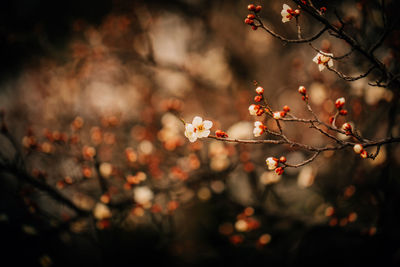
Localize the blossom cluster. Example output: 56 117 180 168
266 156 286 175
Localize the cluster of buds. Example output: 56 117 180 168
253 121 267 137
265 156 286 175
281 4 300 23
272 105 290 120
248 4 262 13
254 86 264 102
249 85 267 115
341 122 352 135
298 85 308 101
215 130 228 138
353 144 368 158
335 97 348 116
245 4 262 30
249 104 265 116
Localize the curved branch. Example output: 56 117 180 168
326 65 375 81
255 16 327 44
284 151 320 168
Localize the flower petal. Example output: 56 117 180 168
318 64 325 71
192 116 203 127
203 120 213 129
283 4 291 10
328 59 333 67
188 135 197 142
313 54 319 63
198 130 210 138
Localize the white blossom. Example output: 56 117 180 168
133 186 154 205
266 157 278 170
273 112 282 120
184 123 197 142
253 121 265 137
192 116 213 138
248 104 259 116
281 4 299 23
313 52 334 71
353 144 363 154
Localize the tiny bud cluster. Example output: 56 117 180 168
353 144 368 159
265 156 287 175
245 4 262 30
342 122 352 135
335 97 348 116
298 85 308 101
253 121 267 137
215 130 228 138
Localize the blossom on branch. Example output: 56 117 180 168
353 144 363 154
192 116 213 138
335 97 345 109
253 121 266 137
313 52 334 71
281 4 300 23
249 104 261 116
184 123 198 142
184 116 213 142
266 157 278 170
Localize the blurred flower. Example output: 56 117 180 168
313 52 334 71
93 203 112 220
297 166 315 188
133 186 154 205
353 144 363 154
99 162 113 178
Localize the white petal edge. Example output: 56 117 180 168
198 130 210 138
192 116 203 127
203 120 213 129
